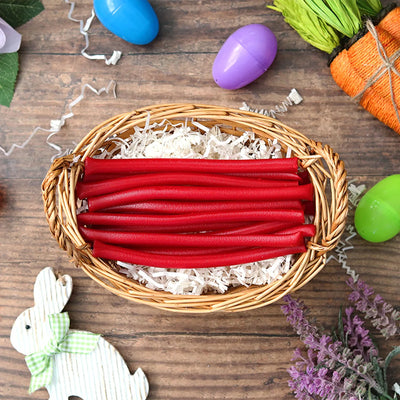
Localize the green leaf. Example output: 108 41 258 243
0 52 19 107
384 346 400 387
0 0 44 28
371 356 386 392
367 385 383 400
337 306 346 344
385 346 400 370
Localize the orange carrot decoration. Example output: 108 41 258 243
269 1 400 135
330 8 400 134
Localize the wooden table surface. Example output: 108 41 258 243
1 1 399 399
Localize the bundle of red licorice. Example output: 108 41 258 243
77 157 315 269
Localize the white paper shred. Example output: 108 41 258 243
100 121 297 295
240 89 303 119
0 80 117 159
393 382 400 396
64 0 122 65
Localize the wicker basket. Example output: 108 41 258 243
42 103 348 313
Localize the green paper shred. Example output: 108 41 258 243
357 0 383 16
302 0 362 37
268 0 341 53
0 52 19 107
0 0 44 28
268 0 383 53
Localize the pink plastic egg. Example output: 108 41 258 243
212 24 278 90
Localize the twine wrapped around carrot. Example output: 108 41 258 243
330 7 400 133
269 1 400 135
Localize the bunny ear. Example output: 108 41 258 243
33 267 73 315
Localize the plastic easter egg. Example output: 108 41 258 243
212 24 277 90
0 18 22 54
0 28 5 49
94 0 159 45
354 174 400 242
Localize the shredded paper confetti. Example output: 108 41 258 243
0 80 117 159
327 182 367 282
64 0 122 65
240 89 303 119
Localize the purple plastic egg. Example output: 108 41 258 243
212 24 278 90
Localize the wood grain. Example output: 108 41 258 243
0 0 399 399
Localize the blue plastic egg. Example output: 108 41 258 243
94 0 159 45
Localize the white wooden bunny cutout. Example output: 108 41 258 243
10 267 149 400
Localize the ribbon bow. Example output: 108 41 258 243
25 312 99 393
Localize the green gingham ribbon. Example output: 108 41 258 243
25 312 100 393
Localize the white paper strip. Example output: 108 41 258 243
240 88 303 119
326 182 367 282
64 0 122 65
0 80 117 159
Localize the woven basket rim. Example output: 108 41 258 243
41 103 348 313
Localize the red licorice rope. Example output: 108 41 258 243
77 209 305 228
83 157 299 179
80 226 305 247
90 221 250 234
102 200 303 214
76 172 297 199
137 245 246 256
92 240 307 269
211 221 297 235
88 184 314 212
77 157 313 268
83 171 302 183
278 224 316 237
223 172 301 180
87 221 301 235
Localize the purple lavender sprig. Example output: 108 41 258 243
281 295 320 340
342 306 379 362
347 277 400 339
281 294 397 400
302 333 383 394
287 347 363 400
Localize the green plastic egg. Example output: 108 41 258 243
354 174 400 242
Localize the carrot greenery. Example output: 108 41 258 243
268 0 383 53
269 0 400 135
268 0 340 53
357 0 383 16
303 0 362 37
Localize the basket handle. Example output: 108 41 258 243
302 142 348 257
42 156 86 262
